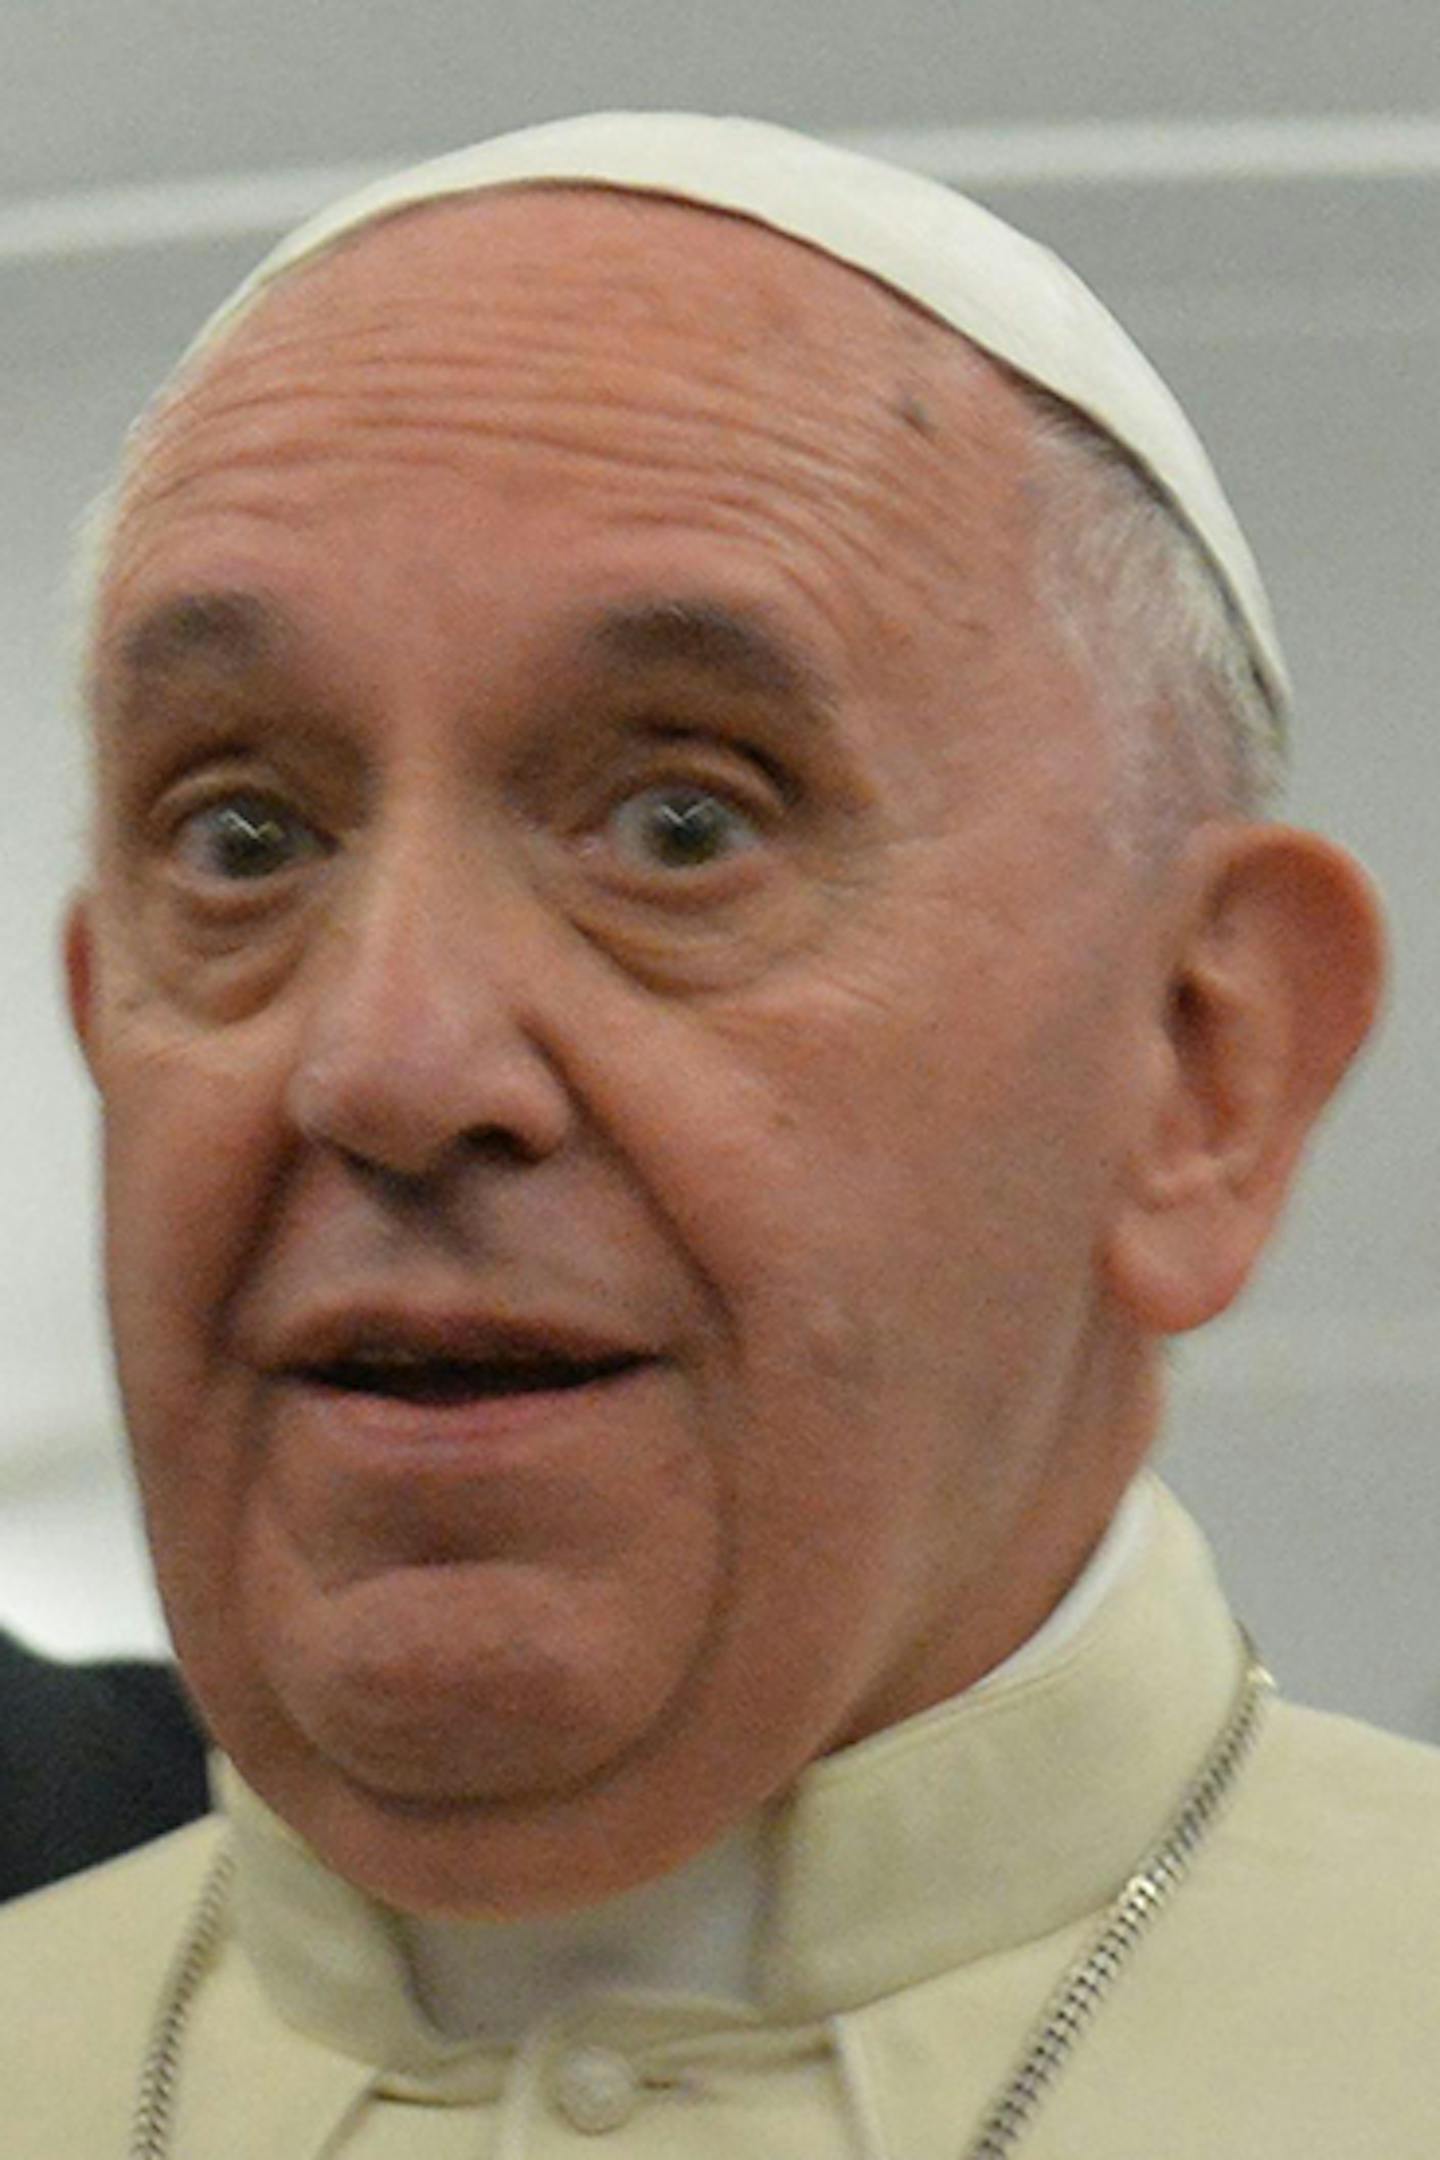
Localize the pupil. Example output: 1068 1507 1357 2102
648 792 729 864
215 805 288 877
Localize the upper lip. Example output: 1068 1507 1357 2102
259 1301 655 1381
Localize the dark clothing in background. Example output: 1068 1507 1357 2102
0 1628 209 1901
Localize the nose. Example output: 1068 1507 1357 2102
286 834 577 1180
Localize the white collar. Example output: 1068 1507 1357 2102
395 1815 766 2041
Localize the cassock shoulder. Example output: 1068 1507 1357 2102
1245 1695 1440 1879
1054 1698 1440 2153
0 1807 222 1974
0 1815 225 2144
850 1697 1440 2160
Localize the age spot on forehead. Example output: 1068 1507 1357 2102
894 392 938 440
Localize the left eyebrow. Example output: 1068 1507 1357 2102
584 598 835 714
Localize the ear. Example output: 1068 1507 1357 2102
1102 823 1385 1336
63 891 99 1076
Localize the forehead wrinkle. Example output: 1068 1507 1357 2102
122 404 977 650
133 349 1010 569
136 192 1002 502
146 306 935 477
113 197 1045 687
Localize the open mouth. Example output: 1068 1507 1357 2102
301 1352 648 1407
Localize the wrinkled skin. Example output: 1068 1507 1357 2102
73 191 1192 1916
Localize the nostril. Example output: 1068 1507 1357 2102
458 1123 553 1167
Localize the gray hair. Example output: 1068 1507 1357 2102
1023 392 1285 855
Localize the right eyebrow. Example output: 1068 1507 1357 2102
97 589 293 717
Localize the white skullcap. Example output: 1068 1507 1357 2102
181 110 1288 729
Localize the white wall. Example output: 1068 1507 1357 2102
1 4 1437 1737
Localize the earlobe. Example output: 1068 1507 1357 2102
1103 824 1385 1336
63 894 97 1073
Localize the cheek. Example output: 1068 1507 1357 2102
581 928 1133 1461
583 990 980 1361
585 1032 955 1578
99 1008 292 1416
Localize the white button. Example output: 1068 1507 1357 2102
550 2046 641 2134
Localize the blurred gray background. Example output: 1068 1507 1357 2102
0 1 1435 1738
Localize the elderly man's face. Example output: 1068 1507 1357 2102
75 192 1167 1914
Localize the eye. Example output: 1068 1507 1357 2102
173 790 329 882
605 783 762 873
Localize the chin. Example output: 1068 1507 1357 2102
234 1547 722 1798
284 1681 644 1806
268 1750 731 1920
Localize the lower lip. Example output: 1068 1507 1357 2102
271 1360 661 1466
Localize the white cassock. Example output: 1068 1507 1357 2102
3 1480 1439 2156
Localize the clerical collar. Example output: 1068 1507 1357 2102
394 1479 1156 2040
395 1816 764 2041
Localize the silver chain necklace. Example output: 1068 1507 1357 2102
960 1638 1271 2158
130 1642 1270 2160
